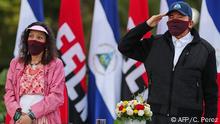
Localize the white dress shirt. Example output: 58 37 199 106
172 32 194 67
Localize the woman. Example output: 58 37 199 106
4 22 65 124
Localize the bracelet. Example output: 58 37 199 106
13 108 22 121
28 109 36 120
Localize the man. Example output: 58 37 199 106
118 1 218 124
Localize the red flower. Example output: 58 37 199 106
135 104 144 110
119 105 124 111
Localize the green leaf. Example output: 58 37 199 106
0 69 7 86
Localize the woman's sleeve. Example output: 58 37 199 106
4 58 21 118
31 59 65 118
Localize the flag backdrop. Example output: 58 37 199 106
156 0 183 34
88 0 122 123
14 0 44 56
56 0 87 123
121 0 151 101
199 0 220 122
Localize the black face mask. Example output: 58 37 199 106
28 40 46 55
167 19 190 36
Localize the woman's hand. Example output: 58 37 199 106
15 114 32 124
146 13 166 27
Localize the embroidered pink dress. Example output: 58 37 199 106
19 64 48 124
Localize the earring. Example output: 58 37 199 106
45 48 48 59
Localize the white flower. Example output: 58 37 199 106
144 106 150 112
116 110 122 117
144 103 150 107
126 107 133 116
127 101 133 107
145 110 153 117
148 111 153 116
138 110 145 116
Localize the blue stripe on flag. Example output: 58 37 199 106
206 0 220 33
100 0 120 42
88 72 114 124
167 0 184 7
27 0 44 21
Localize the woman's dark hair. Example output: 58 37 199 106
19 22 58 65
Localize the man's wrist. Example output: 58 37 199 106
146 20 154 28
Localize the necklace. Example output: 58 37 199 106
30 61 41 70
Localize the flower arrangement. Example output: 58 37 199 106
115 95 152 122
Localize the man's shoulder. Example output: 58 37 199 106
154 34 163 40
199 38 215 53
144 34 163 42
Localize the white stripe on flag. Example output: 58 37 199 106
156 0 169 34
14 0 38 56
199 0 220 72
127 17 135 30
